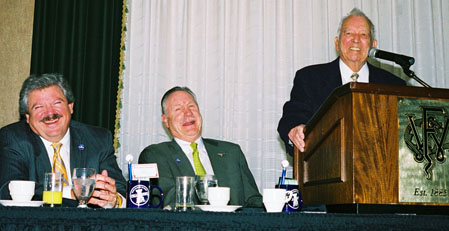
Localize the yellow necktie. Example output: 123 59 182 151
51 142 69 186
190 142 206 175
351 72 359 82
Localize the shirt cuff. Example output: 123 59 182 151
103 193 125 208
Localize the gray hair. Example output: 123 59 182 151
161 86 198 115
19 73 75 115
337 8 376 42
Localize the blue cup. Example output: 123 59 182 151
276 184 303 212
126 180 164 208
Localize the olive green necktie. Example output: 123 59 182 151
190 142 206 175
51 142 69 186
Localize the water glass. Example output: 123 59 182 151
72 168 96 208
175 176 194 211
194 175 218 205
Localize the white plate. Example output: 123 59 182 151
195 204 242 212
0 200 45 207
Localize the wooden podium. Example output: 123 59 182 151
293 83 449 212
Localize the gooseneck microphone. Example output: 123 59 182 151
369 47 431 88
369 48 415 68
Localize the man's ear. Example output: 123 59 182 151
68 102 74 114
161 114 169 128
25 114 30 123
371 39 378 48
334 36 340 53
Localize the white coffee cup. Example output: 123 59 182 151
9 180 35 202
263 188 287 212
207 186 230 206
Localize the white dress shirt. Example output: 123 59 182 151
339 59 369 85
174 137 215 175
40 129 73 199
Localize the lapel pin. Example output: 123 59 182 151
217 153 224 157
175 158 181 163
78 144 85 151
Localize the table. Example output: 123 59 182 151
0 206 448 231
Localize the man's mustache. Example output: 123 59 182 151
40 114 62 122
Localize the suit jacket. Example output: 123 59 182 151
278 58 406 154
0 119 126 201
138 138 263 208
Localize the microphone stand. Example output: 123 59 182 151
401 65 431 88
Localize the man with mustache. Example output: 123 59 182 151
0 74 126 208
139 86 262 209
278 8 406 155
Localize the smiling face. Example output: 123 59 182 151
25 85 74 143
162 90 202 142
334 15 377 72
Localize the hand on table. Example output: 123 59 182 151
88 170 119 208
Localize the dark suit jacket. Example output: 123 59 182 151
0 120 126 201
138 138 263 208
278 58 406 154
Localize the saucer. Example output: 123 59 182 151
195 204 242 212
0 200 45 207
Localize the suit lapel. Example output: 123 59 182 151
168 140 195 176
69 126 84 173
31 132 52 174
203 139 228 176
328 58 343 87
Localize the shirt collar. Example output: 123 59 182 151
339 59 369 84
40 128 71 148
174 137 204 152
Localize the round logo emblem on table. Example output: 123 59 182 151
127 181 150 208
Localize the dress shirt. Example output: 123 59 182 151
40 129 73 199
174 137 215 175
339 59 369 84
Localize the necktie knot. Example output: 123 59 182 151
51 142 62 153
351 72 359 82
190 142 198 151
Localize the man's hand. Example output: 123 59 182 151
88 169 118 208
288 124 306 152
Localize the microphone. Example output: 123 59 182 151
369 48 415 68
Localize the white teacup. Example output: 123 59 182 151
207 186 230 206
9 180 35 202
263 188 287 212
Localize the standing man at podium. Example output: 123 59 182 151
278 8 406 155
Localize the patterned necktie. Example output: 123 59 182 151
351 72 359 82
190 142 206 175
51 142 69 186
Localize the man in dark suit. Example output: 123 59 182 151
0 74 126 207
278 8 406 155
139 86 262 209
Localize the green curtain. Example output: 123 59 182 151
30 0 123 134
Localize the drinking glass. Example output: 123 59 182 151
175 176 194 211
194 175 218 205
43 172 63 207
72 168 96 208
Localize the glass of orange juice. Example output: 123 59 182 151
43 173 63 207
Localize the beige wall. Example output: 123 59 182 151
0 0 35 127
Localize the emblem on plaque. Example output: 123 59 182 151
398 98 449 203
404 107 449 180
